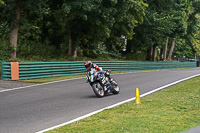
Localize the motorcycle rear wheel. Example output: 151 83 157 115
92 82 104 98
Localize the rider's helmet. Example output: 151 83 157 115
84 61 92 70
105 70 110 76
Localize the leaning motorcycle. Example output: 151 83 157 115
86 70 120 98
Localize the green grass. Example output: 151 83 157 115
45 76 200 133
20 74 86 83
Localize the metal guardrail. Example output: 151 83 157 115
1 61 197 80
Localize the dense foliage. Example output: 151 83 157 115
0 0 200 61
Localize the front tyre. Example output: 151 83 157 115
92 82 104 98
111 79 120 94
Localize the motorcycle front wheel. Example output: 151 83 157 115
111 79 120 94
92 82 104 98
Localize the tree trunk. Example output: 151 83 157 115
146 49 150 61
163 36 169 61
150 46 153 60
9 0 21 59
160 48 163 61
167 38 176 61
146 46 154 61
68 30 72 57
153 46 157 62
73 46 77 58
146 47 151 61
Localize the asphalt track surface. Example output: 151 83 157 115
0 68 200 133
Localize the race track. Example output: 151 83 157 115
0 68 200 133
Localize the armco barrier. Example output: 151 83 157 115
0 61 197 80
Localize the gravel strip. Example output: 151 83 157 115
0 80 37 91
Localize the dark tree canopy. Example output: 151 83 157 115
0 0 200 61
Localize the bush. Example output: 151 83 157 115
125 52 147 61
0 40 10 61
17 40 60 60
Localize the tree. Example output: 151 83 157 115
126 0 200 61
0 0 51 59
105 0 147 53
163 36 169 61
56 0 147 58
1 0 199 61
9 0 21 59
172 0 200 59
126 0 173 61
0 0 5 5
56 0 114 57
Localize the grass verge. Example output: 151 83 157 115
19 72 127 83
45 76 200 133
19 75 86 83
19 71 137 83
19 69 187 84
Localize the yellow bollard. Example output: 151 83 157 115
135 88 141 104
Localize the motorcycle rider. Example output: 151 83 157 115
84 61 111 90
84 61 102 77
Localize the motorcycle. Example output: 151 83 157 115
86 69 120 98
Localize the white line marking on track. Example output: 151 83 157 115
36 73 200 133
